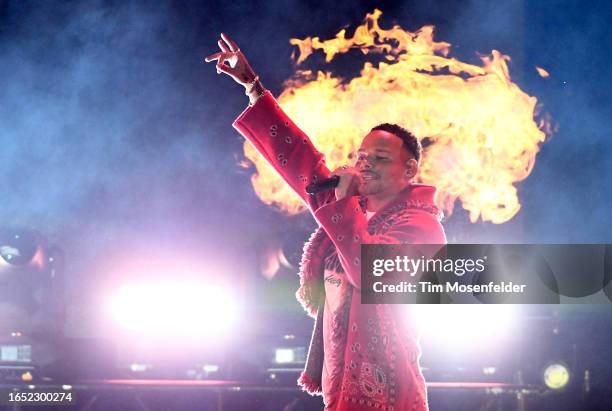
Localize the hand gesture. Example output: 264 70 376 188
204 33 258 89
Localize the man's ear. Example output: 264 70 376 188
405 158 418 179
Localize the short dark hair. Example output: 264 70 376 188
371 123 421 162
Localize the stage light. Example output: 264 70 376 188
129 363 151 372
410 305 516 349
543 362 570 390
0 231 39 266
274 347 307 365
0 228 64 345
202 364 219 373
109 283 238 338
482 366 496 375
275 348 295 364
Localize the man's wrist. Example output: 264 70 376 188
244 75 259 93
247 79 266 105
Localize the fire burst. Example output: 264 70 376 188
243 9 550 224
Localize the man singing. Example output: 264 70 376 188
206 33 446 411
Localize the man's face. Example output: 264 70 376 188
355 130 416 197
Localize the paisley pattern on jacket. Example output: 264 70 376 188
297 198 443 319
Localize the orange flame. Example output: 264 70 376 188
535 66 550 78
243 9 551 223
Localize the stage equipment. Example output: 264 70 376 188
542 362 570 390
0 228 65 383
274 346 306 365
0 228 65 335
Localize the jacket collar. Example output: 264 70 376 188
361 183 440 219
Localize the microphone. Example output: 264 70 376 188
305 175 340 195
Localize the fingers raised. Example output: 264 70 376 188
204 51 223 62
218 39 230 53
220 32 239 52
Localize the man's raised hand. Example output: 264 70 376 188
204 33 257 88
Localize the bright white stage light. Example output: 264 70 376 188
275 348 296 364
410 305 516 349
109 283 238 338
543 362 570 390
273 347 306 364
202 364 219 373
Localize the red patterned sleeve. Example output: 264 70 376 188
314 197 446 289
233 92 333 210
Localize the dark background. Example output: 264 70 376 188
0 0 610 336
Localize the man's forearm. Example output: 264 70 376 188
232 92 333 210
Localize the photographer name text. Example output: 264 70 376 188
372 281 527 294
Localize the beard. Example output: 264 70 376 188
359 177 410 199
358 179 383 195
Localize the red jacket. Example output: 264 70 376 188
234 92 446 411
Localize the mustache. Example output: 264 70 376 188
359 171 379 180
